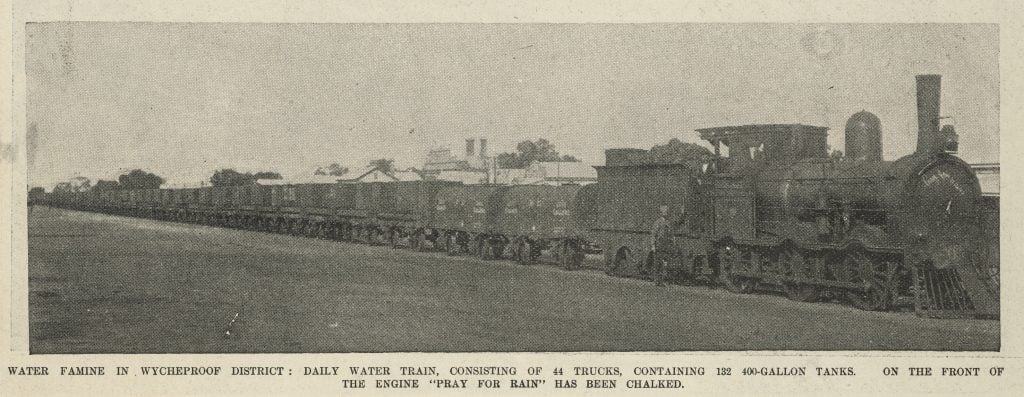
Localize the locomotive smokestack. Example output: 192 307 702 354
916 74 942 154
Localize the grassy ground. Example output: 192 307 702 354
27 206 999 353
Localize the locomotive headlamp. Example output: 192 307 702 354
940 125 959 153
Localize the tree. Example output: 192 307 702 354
117 169 164 189
647 138 713 171
252 171 283 180
495 138 581 168
210 169 281 186
93 180 121 191
210 169 249 186
314 163 348 176
368 159 395 174
28 187 45 202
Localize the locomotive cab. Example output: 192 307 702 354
698 124 830 173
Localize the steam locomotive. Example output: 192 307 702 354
591 75 998 318
41 75 998 319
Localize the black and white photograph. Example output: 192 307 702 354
24 22 1000 355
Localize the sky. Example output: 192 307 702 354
26 23 999 189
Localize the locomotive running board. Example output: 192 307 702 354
912 266 999 319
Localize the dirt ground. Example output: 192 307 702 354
27 207 999 353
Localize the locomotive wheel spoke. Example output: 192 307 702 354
848 282 887 311
718 244 754 294
779 248 819 302
844 250 890 311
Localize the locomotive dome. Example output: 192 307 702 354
845 111 882 161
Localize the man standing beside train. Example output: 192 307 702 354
650 206 673 287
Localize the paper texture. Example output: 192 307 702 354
2 1 1020 395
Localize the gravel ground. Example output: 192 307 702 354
27 206 999 353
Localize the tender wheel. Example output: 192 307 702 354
560 241 582 271
389 230 400 249
446 234 459 256
609 248 631 276
518 240 533 265
718 244 755 294
476 239 490 260
783 283 819 303
843 249 890 311
414 232 427 251
491 242 504 260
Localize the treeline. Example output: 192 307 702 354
495 138 579 168
209 169 282 186
52 168 286 193
46 138 710 193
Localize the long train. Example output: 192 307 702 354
40 75 999 319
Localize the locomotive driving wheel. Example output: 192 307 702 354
843 249 891 311
779 247 819 302
718 243 755 294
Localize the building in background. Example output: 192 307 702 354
423 137 595 185
422 137 489 176
256 175 339 185
423 137 491 182
336 165 423 183
421 147 473 175
525 161 598 185
971 163 999 198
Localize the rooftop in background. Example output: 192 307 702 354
337 165 423 183
256 175 339 185
526 161 598 185
423 138 490 173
